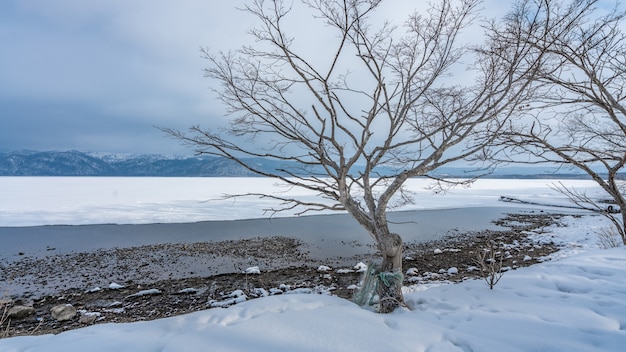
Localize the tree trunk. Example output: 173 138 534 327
376 232 405 313
606 176 626 245
342 198 406 312
620 210 626 245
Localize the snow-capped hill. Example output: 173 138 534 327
0 150 614 178
0 151 257 176
0 150 110 176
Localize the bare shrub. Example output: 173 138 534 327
0 281 44 338
598 227 623 249
0 297 10 339
475 241 504 289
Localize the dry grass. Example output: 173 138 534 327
0 296 43 339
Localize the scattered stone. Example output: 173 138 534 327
79 312 100 325
243 266 261 274
229 289 245 298
433 248 443 255
254 288 269 297
127 289 162 298
79 315 97 325
317 265 332 272
209 290 248 308
406 268 419 276
523 255 532 261
7 305 35 320
269 288 284 295
176 288 198 294
422 272 441 280
109 282 125 290
447 267 459 275
50 304 77 321
103 307 125 314
354 262 368 272
466 266 479 272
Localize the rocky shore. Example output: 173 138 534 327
1 212 567 338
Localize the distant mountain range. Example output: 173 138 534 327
0 150 602 178
0 150 262 176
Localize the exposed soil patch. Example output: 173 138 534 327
1 212 569 337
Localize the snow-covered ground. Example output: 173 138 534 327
0 177 606 226
1 214 625 351
1 177 625 351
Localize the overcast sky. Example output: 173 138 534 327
0 0 527 155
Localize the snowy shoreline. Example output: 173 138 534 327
2 213 625 351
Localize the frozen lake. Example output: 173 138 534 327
0 177 602 226
0 177 600 261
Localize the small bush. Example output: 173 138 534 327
474 241 504 290
0 298 9 339
597 227 622 249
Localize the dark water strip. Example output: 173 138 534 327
0 207 539 262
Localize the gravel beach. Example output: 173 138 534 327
1 209 568 337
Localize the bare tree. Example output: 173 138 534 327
164 0 538 312
493 0 626 244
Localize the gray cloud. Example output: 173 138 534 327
0 0 510 155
